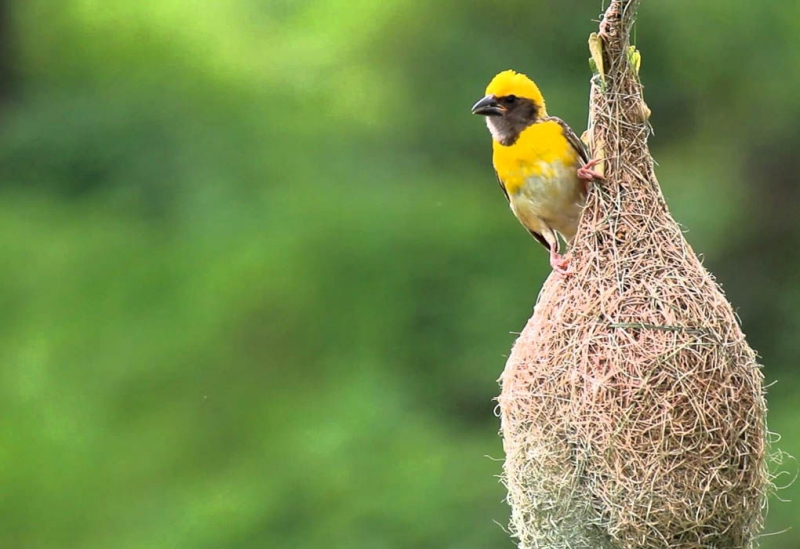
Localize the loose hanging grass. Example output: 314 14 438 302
497 2 771 547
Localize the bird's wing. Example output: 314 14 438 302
495 173 510 202
527 229 553 253
546 116 590 165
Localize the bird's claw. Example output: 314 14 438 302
550 253 571 276
577 158 604 182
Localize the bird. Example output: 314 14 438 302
471 69 602 274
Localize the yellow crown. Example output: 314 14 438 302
485 70 546 110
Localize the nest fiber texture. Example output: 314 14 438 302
497 3 769 548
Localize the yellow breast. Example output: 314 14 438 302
492 120 579 195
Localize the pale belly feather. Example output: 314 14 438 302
507 161 586 242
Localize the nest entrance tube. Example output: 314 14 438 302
497 2 769 548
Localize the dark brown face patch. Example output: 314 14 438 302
487 96 539 146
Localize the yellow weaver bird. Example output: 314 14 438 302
472 70 601 274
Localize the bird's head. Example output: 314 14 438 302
471 70 547 145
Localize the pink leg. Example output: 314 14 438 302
577 158 604 182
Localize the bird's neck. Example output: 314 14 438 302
487 116 539 147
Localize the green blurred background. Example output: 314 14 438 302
1 1 798 547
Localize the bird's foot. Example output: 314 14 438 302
577 158 604 182
550 252 571 276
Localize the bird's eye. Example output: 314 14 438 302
504 95 518 105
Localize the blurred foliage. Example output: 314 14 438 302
1 1 798 547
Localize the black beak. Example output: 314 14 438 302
471 95 505 116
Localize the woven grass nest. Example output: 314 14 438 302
497 3 771 548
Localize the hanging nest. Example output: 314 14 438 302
497 2 771 548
